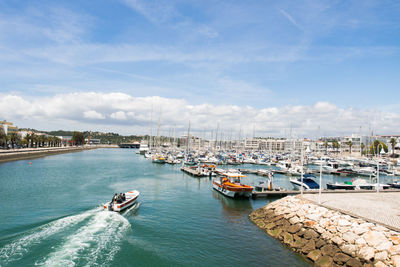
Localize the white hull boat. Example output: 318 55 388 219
104 190 140 212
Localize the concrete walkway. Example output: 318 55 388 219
302 192 400 231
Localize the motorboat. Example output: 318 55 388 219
212 173 253 198
351 179 390 190
326 182 355 190
388 181 400 189
104 190 140 212
289 174 320 190
152 154 166 163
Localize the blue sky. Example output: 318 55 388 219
0 0 399 136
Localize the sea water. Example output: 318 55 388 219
0 149 309 266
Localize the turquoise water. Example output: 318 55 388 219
0 149 309 266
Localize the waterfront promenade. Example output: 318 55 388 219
303 192 400 231
0 145 117 163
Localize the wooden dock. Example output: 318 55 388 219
251 189 400 198
180 166 209 177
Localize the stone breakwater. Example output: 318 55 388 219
249 196 400 267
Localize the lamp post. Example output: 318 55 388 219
376 143 382 194
300 140 304 196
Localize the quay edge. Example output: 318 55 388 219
249 196 400 267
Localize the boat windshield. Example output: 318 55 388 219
302 178 320 189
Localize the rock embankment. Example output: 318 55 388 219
250 196 400 267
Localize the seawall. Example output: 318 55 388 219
250 196 400 266
0 146 105 164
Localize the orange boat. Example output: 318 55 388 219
212 174 253 198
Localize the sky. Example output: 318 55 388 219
0 0 399 138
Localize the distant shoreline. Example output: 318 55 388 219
0 145 118 164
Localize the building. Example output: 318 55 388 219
0 120 18 135
340 134 362 155
244 139 259 150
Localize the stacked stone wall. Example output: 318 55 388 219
249 196 400 267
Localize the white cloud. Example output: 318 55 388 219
1 92 399 137
110 111 128 120
84 110 105 120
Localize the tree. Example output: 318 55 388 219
30 133 37 148
9 132 20 148
347 141 353 154
72 131 85 146
24 133 31 148
0 127 6 148
369 140 388 155
332 140 340 152
324 141 328 154
390 138 397 156
361 143 365 154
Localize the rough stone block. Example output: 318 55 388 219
315 255 334 267
316 239 326 249
355 237 367 246
321 244 340 257
304 229 319 240
392 255 400 267
333 252 351 264
267 228 282 238
331 236 344 246
374 251 388 262
373 261 386 267
343 232 359 244
301 239 316 254
287 224 302 234
340 244 357 256
363 231 389 248
346 258 362 267
358 246 375 261
376 241 393 251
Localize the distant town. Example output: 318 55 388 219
0 119 399 157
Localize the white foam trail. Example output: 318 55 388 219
0 208 100 264
41 211 130 267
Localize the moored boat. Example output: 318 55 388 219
289 174 320 190
212 174 253 198
104 190 140 212
326 182 355 190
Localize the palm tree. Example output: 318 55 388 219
361 143 365 154
9 132 20 149
30 133 37 148
390 138 397 156
0 128 6 148
347 141 353 154
324 141 328 154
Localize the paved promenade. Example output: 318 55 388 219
303 192 400 231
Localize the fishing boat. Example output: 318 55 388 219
289 174 320 190
104 190 140 212
212 173 253 198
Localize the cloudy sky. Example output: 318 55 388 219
0 0 399 138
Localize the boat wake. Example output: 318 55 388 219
0 207 130 266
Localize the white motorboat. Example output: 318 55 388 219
290 174 320 190
104 190 140 212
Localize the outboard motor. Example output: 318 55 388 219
108 203 113 211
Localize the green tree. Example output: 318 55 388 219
30 133 37 148
369 140 388 155
324 141 328 154
72 131 85 146
390 138 397 156
9 132 20 148
0 127 6 148
361 143 365 154
347 141 353 154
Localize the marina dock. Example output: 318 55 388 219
180 166 209 177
